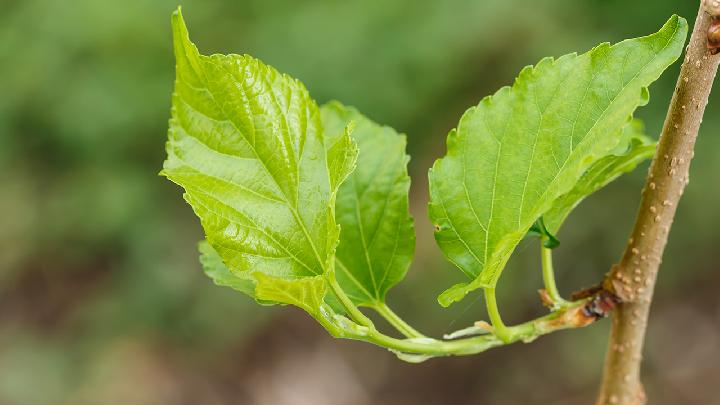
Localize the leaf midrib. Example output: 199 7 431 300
208 58 328 276
351 173 379 299
178 52 330 275
188 190 316 275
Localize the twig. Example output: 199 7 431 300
596 2 720 404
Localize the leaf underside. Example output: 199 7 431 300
322 102 416 307
543 119 656 234
429 16 687 306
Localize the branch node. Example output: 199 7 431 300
582 290 620 319
707 17 720 54
538 289 554 308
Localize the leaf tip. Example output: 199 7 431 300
171 6 186 38
659 14 688 48
171 5 201 69
668 14 686 30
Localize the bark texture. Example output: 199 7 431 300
597 3 720 404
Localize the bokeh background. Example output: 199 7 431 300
2 0 718 404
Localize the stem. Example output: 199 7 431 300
327 274 375 329
541 244 569 308
373 302 427 339
484 287 511 342
597 4 720 404
320 298 594 356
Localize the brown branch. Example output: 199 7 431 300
596 2 720 404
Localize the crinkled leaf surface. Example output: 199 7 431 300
321 101 415 307
429 16 686 306
162 9 357 306
544 119 656 233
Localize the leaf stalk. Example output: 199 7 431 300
483 287 512 342
540 244 569 309
373 302 427 339
327 273 375 329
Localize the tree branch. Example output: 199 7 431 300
597 2 720 404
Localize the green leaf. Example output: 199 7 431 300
198 240 255 297
543 119 656 233
321 101 415 307
162 8 357 296
429 16 687 306
253 273 327 316
526 120 654 244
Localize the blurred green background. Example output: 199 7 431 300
1 0 718 404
